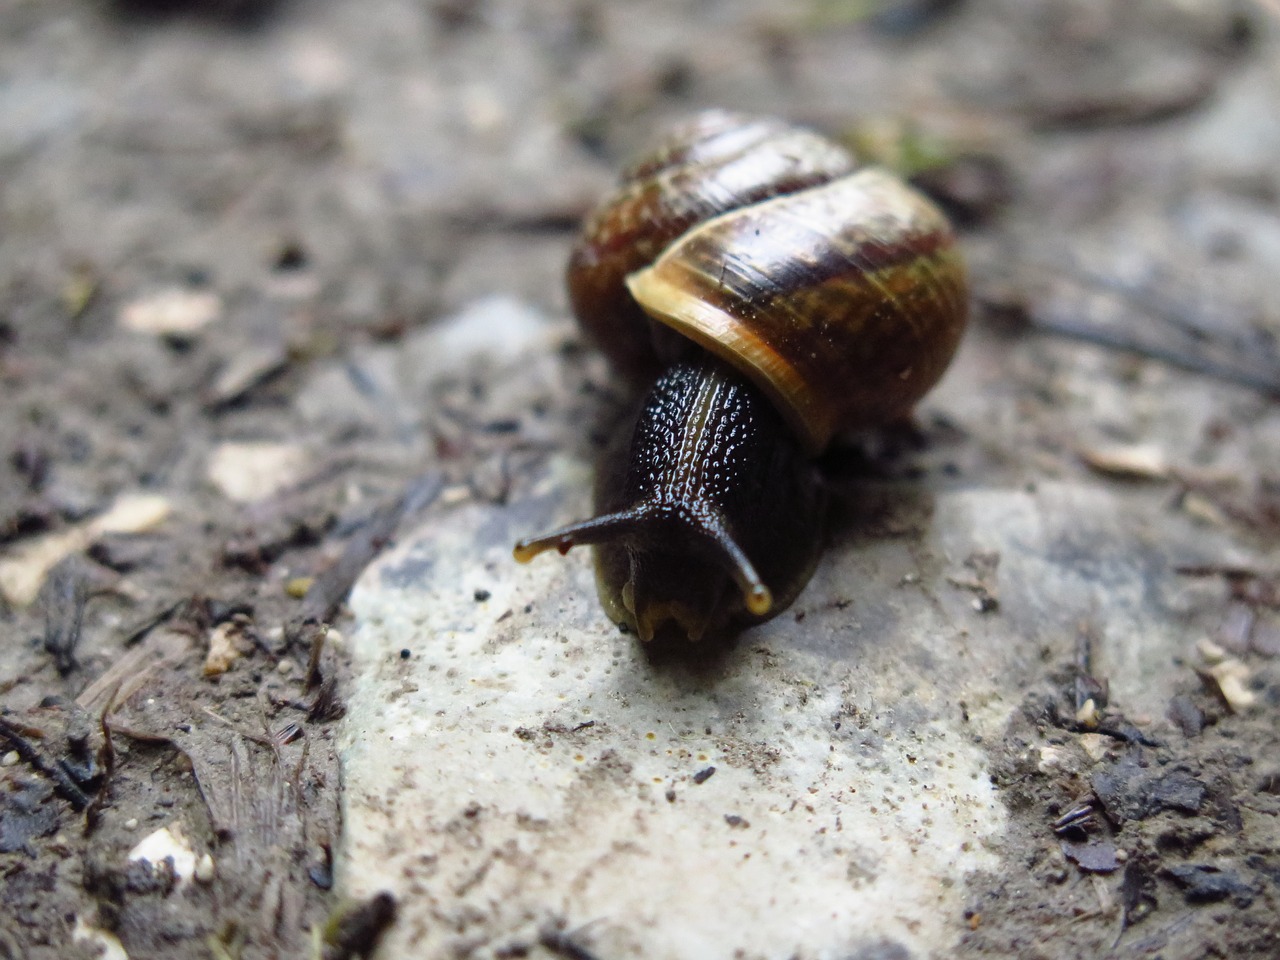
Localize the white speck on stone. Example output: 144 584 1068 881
119 287 221 337
1181 492 1229 526
123 818 139 831
461 83 508 134
128 823 197 887
207 441 309 503
1 751 17 767
1079 443 1169 480
439 484 472 506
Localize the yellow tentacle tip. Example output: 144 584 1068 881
512 540 540 564
745 584 773 617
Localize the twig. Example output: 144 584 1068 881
1026 304 1280 396
84 685 122 836
0 715 93 810
202 707 276 747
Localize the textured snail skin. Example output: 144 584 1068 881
589 358 824 642
516 112 968 642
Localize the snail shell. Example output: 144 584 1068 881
517 112 968 641
567 110 857 380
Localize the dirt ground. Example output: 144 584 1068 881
1 0 1278 958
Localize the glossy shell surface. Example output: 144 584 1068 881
626 167 968 452
567 111 856 378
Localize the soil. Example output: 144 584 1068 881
1 1 1278 959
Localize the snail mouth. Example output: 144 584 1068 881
622 581 712 645
618 530 773 643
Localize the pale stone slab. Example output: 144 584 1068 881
338 462 1239 959
335 295 1274 959
340 469 1005 960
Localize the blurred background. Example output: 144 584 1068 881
4 0 1275 352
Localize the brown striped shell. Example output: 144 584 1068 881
568 111 968 452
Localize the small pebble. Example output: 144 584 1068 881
1079 443 1169 480
208 442 308 504
0 750 18 767
1077 733 1110 761
123 818 139 831
285 576 314 599
277 659 297 676
120 287 221 337
1181 492 1228 526
194 853 216 883
440 484 471 505
1075 698 1101 729
204 621 245 677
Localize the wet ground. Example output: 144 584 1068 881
1 1 1279 958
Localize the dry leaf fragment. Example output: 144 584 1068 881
1206 659 1257 713
1080 444 1169 480
0 494 172 607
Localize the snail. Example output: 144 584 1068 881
513 111 968 643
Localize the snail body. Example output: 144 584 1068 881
515 112 968 642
